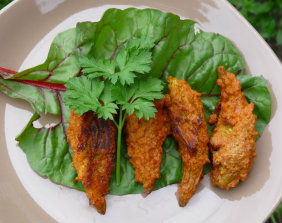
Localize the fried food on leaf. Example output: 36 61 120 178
125 99 171 194
164 76 209 207
209 66 259 190
67 110 116 214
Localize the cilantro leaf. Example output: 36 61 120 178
115 45 152 75
100 81 114 103
63 76 117 120
81 37 154 85
132 77 164 101
98 81 118 120
111 77 164 119
115 69 136 85
63 76 104 116
111 83 136 104
124 98 157 120
97 102 118 120
80 57 115 80
112 77 163 104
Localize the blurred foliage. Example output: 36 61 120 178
271 203 282 223
0 0 13 10
229 0 282 60
0 0 282 222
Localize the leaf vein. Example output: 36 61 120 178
0 81 37 105
38 87 47 113
186 52 242 82
43 128 51 161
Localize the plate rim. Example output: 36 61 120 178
1 0 282 222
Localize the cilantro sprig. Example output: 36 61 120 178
80 38 154 85
63 38 164 185
63 76 118 120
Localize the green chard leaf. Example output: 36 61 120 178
0 70 83 190
238 74 271 137
7 22 97 83
0 77 60 115
0 8 272 195
16 108 84 191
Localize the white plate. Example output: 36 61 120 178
1 0 282 222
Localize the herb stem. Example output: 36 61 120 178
116 107 128 185
0 67 66 91
116 108 123 185
121 111 127 127
112 119 119 129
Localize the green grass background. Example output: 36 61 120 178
1 0 281 222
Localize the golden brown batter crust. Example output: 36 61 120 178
164 76 209 207
125 99 171 194
67 110 116 214
209 66 258 189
